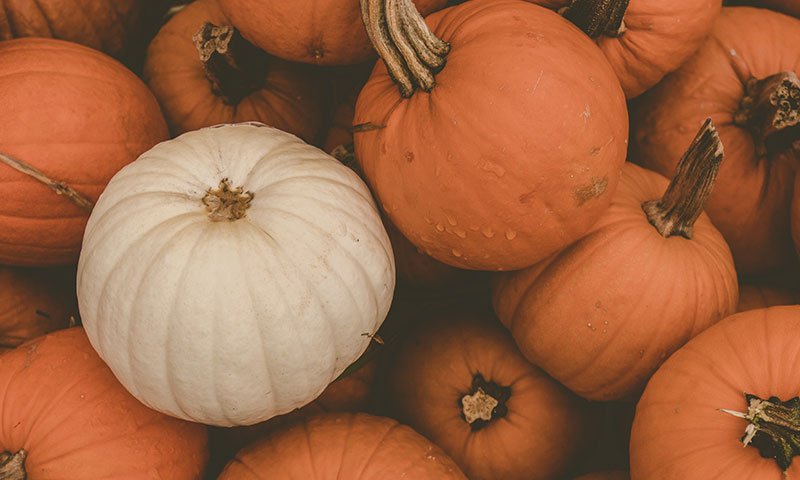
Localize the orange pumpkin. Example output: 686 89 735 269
737 282 800 312
729 0 800 18
216 412 468 479
630 306 800 479
386 308 590 480
492 121 738 400
0 38 168 267
143 0 327 141
629 7 800 277
354 0 628 271
0 327 209 478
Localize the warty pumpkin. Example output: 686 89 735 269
0 37 169 267
492 120 738 401
0 327 208 479
354 0 628 271
76 122 395 427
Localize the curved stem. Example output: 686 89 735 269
0 152 94 212
734 71 800 157
460 373 510 431
642 118 723 239
560 0 629 38
0 449 26 480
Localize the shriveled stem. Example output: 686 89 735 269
734 72 800 157
642 118 723 239
459 373 510 431
0 449 27 480
201 178 254 222
0 152 94 211
560 0 629 38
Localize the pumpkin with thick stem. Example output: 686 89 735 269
630 305 800 479
144 0 327 141
0 327 208 479
492 120 738 401
629 7 800 277
354 0 628 271
0 38 168 267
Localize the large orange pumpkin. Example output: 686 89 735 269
630 306 800 479
0 38 168 266
354 0 628 271
0 327 209 478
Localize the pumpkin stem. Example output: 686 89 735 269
460 373 510 430
0 449 27 480
201 178 254 222
642 118 723 239
359 0 450 98
330 142 360 174
192 22 270 106
719 393 800 475
0 152 94 212
559 0 629 38
733 71 800 158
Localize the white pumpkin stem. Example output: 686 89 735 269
0 152 94 212
559 0 629 38
733 71 800 157
0 449 27 480
201 178 254 222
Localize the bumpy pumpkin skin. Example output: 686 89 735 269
219 0 447 65
0 38 169 267
217 412 468 479
77 123 395 427
0 328 209 479
492 162 738 401
630 306 800 479
144 0 327 141
354 0 628 271
387 310 590 480
629 7 800 277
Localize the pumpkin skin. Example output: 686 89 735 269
630 306 800 479
730 0 800 18
629 7 800 277
386 309 590 480
354 0 628 271
143 0 327 141
77 122 395 427
0 327 209 479
737 283 800 312
0 265 78 351
217 412 468 479
492 162 738 401
218 0 448 65
0 38 169 267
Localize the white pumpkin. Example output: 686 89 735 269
76 123 395 426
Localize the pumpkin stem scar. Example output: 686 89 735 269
559 0 630 38
459 373 511 431
192 22 271 106
642 118 723 239
720 393 800 475
0 152 94 212
0 449 27 480
359 0 450 98
734 71 800 158
201 178 254 222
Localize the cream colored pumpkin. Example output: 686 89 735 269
76 122 395 426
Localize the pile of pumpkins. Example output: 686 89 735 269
1 0 799 478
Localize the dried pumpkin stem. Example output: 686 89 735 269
359 0 450 98
192 22 270 106
559 0 629 38
734 71 800 157
720 393 800 475
0 449 27 480
0 152 94 212
201 178 254 222
459 373 510 431
642 118 723 239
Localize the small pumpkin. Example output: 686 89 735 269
77 122 395 426
630 306 800 479
0 37 169 267
0 327 208 479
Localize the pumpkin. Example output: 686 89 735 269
0 38 169 267
738 282 800 312
354 0 628 271
524 0 721 98
492 120 738 401
728 0 800 18
574 472 630 480
76 122 395 426
0 265 78 351
385 308 591 480
0 327 208 479
216 412 468 479
630 306 800 479
629 7 800 277
218 0 448 65
143 0 327 142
